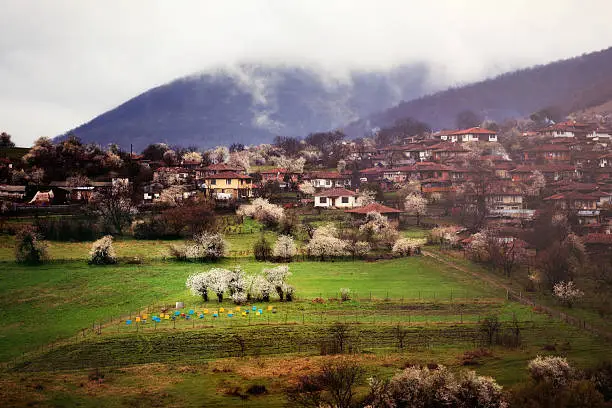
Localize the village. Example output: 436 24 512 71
3 119 612 255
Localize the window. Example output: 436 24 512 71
319 197 327 204
210 179 216 185
226 179 231 185
341 197 349 204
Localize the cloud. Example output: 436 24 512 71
0 0 611 146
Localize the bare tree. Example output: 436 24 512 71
91 185 136 235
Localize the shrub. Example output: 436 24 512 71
528 355 574 388
306 224 348 260
237 198 285 227
253 235 272 261
340 288 351 301
88 235 117 265
392 238 426 257
349 241 370 258
272 235 296 260
427 225 461 247
170 233 228 261
246 384 267 395
15 226 48 264
368 364 507 408
553 281 584 308
36 217 102 241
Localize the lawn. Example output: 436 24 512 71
0 255 502 362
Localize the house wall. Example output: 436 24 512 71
314 195 357 208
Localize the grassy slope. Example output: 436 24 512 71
0 254 500 361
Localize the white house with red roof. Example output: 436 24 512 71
433 127 497 143
313 188 359 208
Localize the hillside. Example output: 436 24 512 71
60 64 436 150
346 47 612 135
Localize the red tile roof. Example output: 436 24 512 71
309 171 350 179
526 144 570 152
583 233 612 245
544 192 599 201
259 167 289 174
205 172 251 179
345 202 402 214
451 127 497 135
204 163 245 171
313 188 357 197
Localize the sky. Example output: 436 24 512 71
1 0 611 147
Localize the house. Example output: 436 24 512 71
586 127 612 142
430 143 470 161
307 172 352 189
0 185 26 200
432 127 497 143
28 190 54 205
313 188 359 208
142 182 164 202
359 167 384 183
197 163 246 179
543 191 599 210
522 144 570 162
599 153 612 168
583 233 612 256
511 165 577 182
485 183 524 211
537 121 591 138
153 167 191 185
201 172 253 200
259 168 300 186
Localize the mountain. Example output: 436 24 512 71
346 47 612 135
60 64 439 151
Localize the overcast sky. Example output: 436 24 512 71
1 0 611 146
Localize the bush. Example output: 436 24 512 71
392 238 426 257
272 235 296 261
528 355 574 388
88 235 117 265
237 198 285 227
15 226 48 264
306 224 348 260
36 217 103 241
340 288 351 301
253 235 272 261
368 364 507 408
169 233 228 262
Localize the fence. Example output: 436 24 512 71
8 319 552 373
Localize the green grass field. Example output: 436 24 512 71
1 229 610 407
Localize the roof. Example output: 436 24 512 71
451 127 497 135
0 184 26 192
260 167 290 174
203 163 244 171
539 120 591 132
205 172 252 179
511 164 576 173
308 171 350 179
155 166 190 173
583 233 612 245
345 202 402 214
313 188 357 197
544 192 600 201
359 167 385 175
526 144 570 152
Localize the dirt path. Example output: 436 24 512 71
423 250 612 340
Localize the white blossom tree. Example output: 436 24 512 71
264 265 292 301
298 180 316 195
404 193 428 225
206 268 231 303
186 271 210 301
553 281 584 308
392 238 426 257
88 235 117 265
306 224 349 260
182 151 203 164
528 355 574 388
357 189 376 206
272 235 296 260
237 198 285 227
368 364 507 408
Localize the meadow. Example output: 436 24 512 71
0 230 610 407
